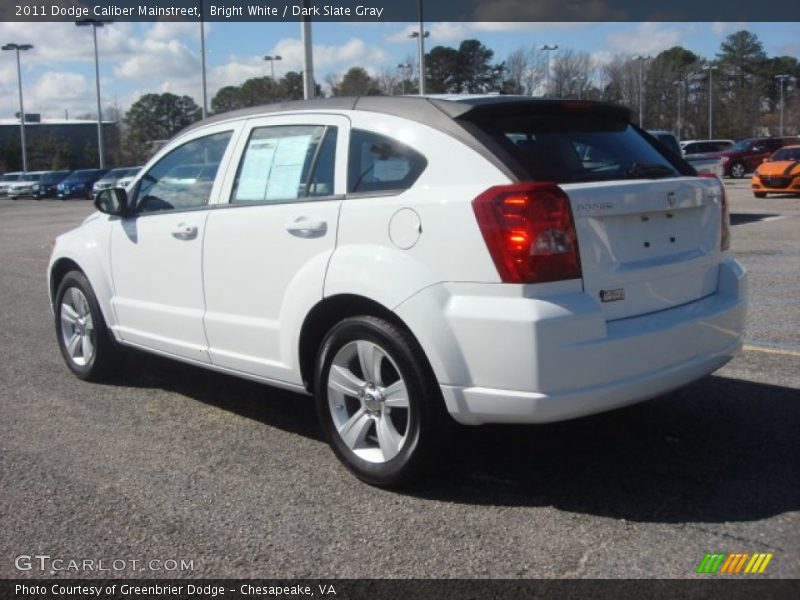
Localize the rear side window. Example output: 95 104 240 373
473 114 683 184
348 129 427 194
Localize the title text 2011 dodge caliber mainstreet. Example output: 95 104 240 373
48 96 747 486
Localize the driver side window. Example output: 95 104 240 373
134 130 233 214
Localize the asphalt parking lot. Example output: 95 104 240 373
1 181 798 579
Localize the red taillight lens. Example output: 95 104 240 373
472 182 582 284
700 173 730 250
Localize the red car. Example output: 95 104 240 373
706 136 799 178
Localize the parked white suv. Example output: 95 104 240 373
48 96 747 486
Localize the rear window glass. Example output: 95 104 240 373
348 129 427 194
475 114 682 183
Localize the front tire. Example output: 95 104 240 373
754 192 767 198
54 271 121 381
314 316 440 487
730 162 747 178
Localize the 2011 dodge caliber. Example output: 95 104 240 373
48 96 747 486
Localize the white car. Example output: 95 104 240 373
48 96 747 486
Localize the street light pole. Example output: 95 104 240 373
417 0 425 95
397 63 411 95
200 3 208 119
264 55 282 80
539 44 558 97
775 74 791 136
76 19 111 169
300 0 315 100
702 63 718 139
2 43 33 172
409 31 430 96
632 55 651 128
572 75 586 99
673 79 682 138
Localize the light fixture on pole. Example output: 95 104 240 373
632 55 651 128
76 19 111 169
702 63 718 139
397 63 411 95
775 74 792 136
1 43 33 172
264 55 282 80
539 44 558 97
409 30 430 96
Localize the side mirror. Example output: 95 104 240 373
763 157 769 163
94 187 128 216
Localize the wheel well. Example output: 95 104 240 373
298 294 415 392
49 258 83 302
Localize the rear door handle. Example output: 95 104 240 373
286 217 327 238
171 222 198 240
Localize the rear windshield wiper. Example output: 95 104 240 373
625 163 675 179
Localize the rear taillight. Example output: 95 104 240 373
472 182 582 284
700 173 730 250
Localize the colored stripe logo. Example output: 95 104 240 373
696 552 773 574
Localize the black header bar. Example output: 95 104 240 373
1 1 798 22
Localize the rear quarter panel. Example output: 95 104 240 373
325 112 509 309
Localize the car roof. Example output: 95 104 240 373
181 95 634 136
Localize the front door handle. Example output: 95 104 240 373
171 222 198 240
286 217 327 238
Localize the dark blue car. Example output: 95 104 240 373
32 170 72 199
56 169 109 200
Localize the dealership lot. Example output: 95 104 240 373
0 180 797 579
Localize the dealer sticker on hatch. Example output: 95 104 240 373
599 288 625 303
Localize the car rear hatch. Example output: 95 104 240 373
454 98 725 321
561 178 722 320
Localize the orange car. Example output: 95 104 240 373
751 145 800 197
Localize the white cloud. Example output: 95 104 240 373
114 39 199 81
606 23 683 56
267 37 389 72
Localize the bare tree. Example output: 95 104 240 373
323 72 342 98
551 49 592 98
502 45 548 95
376 66 399 95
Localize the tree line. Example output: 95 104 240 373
103 30 800 165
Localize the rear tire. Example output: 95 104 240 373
754 192 767 198
314 316 441 487
54 271 122 381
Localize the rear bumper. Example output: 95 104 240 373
399 258 747 425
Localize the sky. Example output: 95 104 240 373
0 21 797 119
